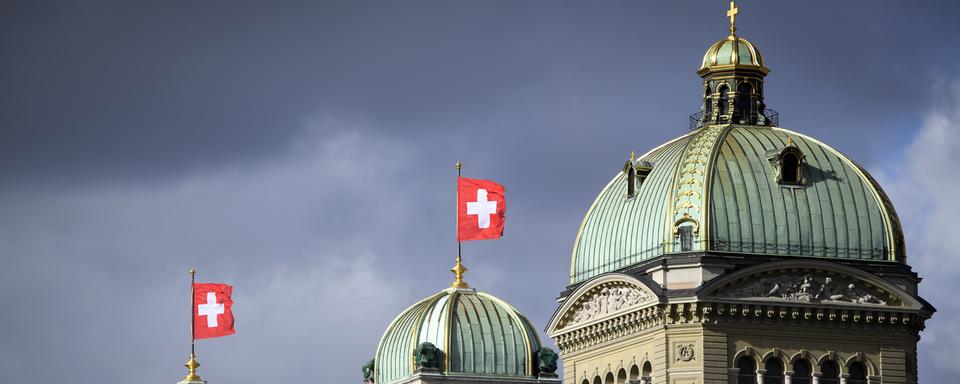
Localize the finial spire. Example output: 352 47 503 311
727 0 740 36
630 151 636 162
182 353 204 383
450 255 469 288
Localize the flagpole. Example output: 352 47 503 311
456 162 461 261
451 162 468 289
183 269 202 383
190 269 195 357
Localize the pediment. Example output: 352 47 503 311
547 274 659 336
700 260 922 310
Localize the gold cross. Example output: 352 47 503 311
727 0 739 35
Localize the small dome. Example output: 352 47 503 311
374 287 543 384
700 35 765 70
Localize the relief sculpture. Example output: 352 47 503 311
719 273 895 306
569 285 650 325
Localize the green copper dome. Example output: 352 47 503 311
374 287 542 384
569 125 905 284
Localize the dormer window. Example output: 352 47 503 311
780 151 801 184
623 153 654 198
767 138 805 186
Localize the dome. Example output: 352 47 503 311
699 35 765 71
569 125 905 284
374 287 543 384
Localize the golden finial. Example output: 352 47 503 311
629 151 636 162
786 137 794 146
450 256 469 288
727 0 740 36
455 162 462 170
182 353 203 383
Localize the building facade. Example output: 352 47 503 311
545 3 933 384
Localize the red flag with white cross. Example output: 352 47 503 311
192 283 235 340
457 177 506 241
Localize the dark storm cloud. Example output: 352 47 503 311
5 1 959 185
1 1 958 383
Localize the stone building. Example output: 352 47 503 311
545 3 933 384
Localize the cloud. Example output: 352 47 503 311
875 79 960 381
0 116 430 384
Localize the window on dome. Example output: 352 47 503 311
704 87 713 122
779 150 803 185
737 82 753 124
718 85 729 117
625 163 636 197
679 225 694 252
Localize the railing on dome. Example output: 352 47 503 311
688 109 780 130
569 239 887 283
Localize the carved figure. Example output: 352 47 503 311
413 342 441 370
568 285 650 326
536 347 559 375
361 359 375 383
718 273 894 306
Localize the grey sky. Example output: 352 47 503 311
1 1 959 383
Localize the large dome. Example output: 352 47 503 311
374 287 543 384
569 125 905 284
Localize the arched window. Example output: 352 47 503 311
642 361 653 383
704 87 713 121
792 359 812 384
629 365 640 381
582 379 590 384
737 356 756 384
737 82 753 123
593 376 602 384
624 161 636 197
718 85 729 117
780 151 801 184
848 362 867 384
820 360 840 384
617 369 627 384
605 372 615 384
764 358 784 384
678 224 694 252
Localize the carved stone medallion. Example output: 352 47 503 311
676 344 696 362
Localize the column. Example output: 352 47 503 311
756 369 767 384
784 370 794 384
840 374 850 384
812 372 821 384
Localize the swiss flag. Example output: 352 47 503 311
457 177 506 241
193 283 235 340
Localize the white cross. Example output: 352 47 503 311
197 292 225 327
466 188 497 229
